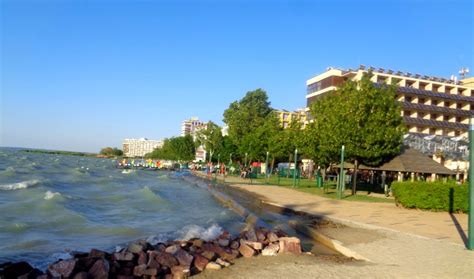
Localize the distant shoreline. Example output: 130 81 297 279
21 148 99 158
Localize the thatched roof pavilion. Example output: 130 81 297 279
337 146 455 175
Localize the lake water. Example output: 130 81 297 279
0 148 244 269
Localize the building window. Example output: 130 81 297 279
405 96 412 103
471 104 474 111
443 115 449 121
283 114 288 120
419 98 425 104
456 117 462 123
455 130 461 137
432 99 438 106
429 128 436 134
457 103 463 109
417 126 423 133
418 112 425 119
445 102 451 108
431 114 438 120
404 110 411 116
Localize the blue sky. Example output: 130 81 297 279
1 0 473 152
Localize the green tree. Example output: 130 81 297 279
100 147 123 157
310 73 405 194
146 135 195 161
195 122 224 162
223 89 273 162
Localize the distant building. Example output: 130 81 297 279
306 65 474 138
122 138 163 158
274 108 308 129
181 117 208 140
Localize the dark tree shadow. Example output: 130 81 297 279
449 188 468 247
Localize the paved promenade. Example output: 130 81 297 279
229 185 474 278
231 185 468 246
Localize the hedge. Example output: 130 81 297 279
391 181 468 213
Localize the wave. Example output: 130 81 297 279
44 191 62 200
0 179 42 191
0 166 16 177
176 224 223 241
145 224 224 245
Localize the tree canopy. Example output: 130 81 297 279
146 135 195 161
100 147 123 157
223 89 275 161
309 73 406 193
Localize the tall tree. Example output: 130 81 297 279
223 89 273 161
310 73 405 194
146 135 195 161
195 121 224 162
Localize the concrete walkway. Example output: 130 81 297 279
231 185 468 246
228 185 474 278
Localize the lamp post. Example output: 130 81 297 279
468 116 474 250
229 153 233 165
244 152 248 167
265 151 270 184
293 149 298 188
338 145 345 199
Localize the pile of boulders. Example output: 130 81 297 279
0 227 302 279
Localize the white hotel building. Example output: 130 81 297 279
122 138 163 158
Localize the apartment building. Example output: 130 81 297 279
181 117 208 140
306 66 474 138
274 108 309 129
122 138 163 158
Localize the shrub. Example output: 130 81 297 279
391 181 468 213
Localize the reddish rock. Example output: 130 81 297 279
89 249 108 258
244 229 258 242
138 251 148 265
88 258 110 279
205 262 222 270
175 249 193 267
230 240 240 250
200 250 216 261
154 243 167 252
127 242 144 254
278 237 302 255
215 258 231 267
267 232 279 243
171 265 190 279
73 271 89 279
155 252 179 268
262 243 279 256
256 230 266 242
17 268 43 279
217 238 230 247
147 256 161 269
48 259 77 278
113 252 134 261
165 245 179 255
192 239 203 248
143 268 158 276
117 267 133 276
238 242 255 258
193 255 209 272
133 264 147 277
241 240 262 250
2 262 34 278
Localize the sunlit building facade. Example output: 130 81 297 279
306 66 474 138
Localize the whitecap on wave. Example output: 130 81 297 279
176 224 223 241
0 179 41 190
44 190 62 200
145 224 224 245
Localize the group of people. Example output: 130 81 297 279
117 159 161 169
